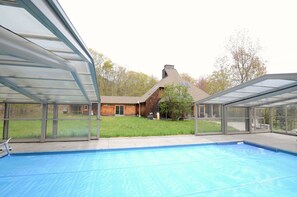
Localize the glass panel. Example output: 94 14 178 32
227 118 248 132
237 86 272 93
116 106 119 115
286 104 297 135
0 55 27 62
253 108 270 131
46 104 89 139
272 106 286 133
0 5 54 36
1 98 34 103
31 0 91 62
0 103 3 120
210 97 235 103
254 79 296 88
0 65 73 80
79 75 92 84
89 96 98 101
53 52 82 60
205 104 212 118
86 91 96 98
11 78 78 89
0 86 19 94
287 104 297 117
0 93 29 100
213 104 221 118
224 92 254 98
58 104 88 117
287 117 297 135
91 117 98 138
285 98 297 104
115 106 124 115
272 93 297 99
10 104 42 119
204 100 224 104
7 104 42 139
227 107 248 117
56 120 88 137
83 84 95 91
227 107 248 132
273 117 286 132
9 120 41 139
46 96 87 103
27 38 73 52
199 105 205 118
70 61 90 73
197 119 222 133
24 88 83 96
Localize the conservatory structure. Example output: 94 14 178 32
195 73 297 136
0 0 100 142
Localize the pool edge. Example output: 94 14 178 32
10 141 241 156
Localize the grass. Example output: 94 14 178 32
98 117 221 137
1 116 222 139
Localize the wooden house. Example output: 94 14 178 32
99 65 209 117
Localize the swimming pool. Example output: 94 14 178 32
0 142 296 196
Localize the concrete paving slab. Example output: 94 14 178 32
4 133 297 154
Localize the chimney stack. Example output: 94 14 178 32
162 65 175 78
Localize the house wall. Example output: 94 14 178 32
144 88 163 116
124 105 137 115
100 104 137 116
101 104 114 116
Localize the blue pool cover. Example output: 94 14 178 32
0 142 296 196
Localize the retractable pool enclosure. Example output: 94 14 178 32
195 73 297 135
0 0 100 142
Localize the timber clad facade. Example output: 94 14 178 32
101 104 137 116
98 65 209 117
144 88 163 116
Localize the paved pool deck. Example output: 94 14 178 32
7 133 297 154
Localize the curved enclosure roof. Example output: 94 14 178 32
197 73 297 108
0 0 99 104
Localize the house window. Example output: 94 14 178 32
115 105 124 115
84 105 88 110
199 105 205 118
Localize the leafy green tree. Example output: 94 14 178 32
160 84 193 120
124 71 157 96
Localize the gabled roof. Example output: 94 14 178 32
140 65 209 102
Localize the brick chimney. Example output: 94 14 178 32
162 65 175 78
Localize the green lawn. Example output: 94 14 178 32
98 117 221 137
1 116 222 139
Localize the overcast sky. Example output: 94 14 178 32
59 0 297 79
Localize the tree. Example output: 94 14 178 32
181 73 210 93
89 48 157 96
226 29 266 85
207 29 267 94
160 84 193 120
124 71 157 96
196 76 209 93
180 73 196 85
206 57 231 95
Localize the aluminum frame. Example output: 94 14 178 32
0 0 100 104
195 74 297 135
0 0 101 142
